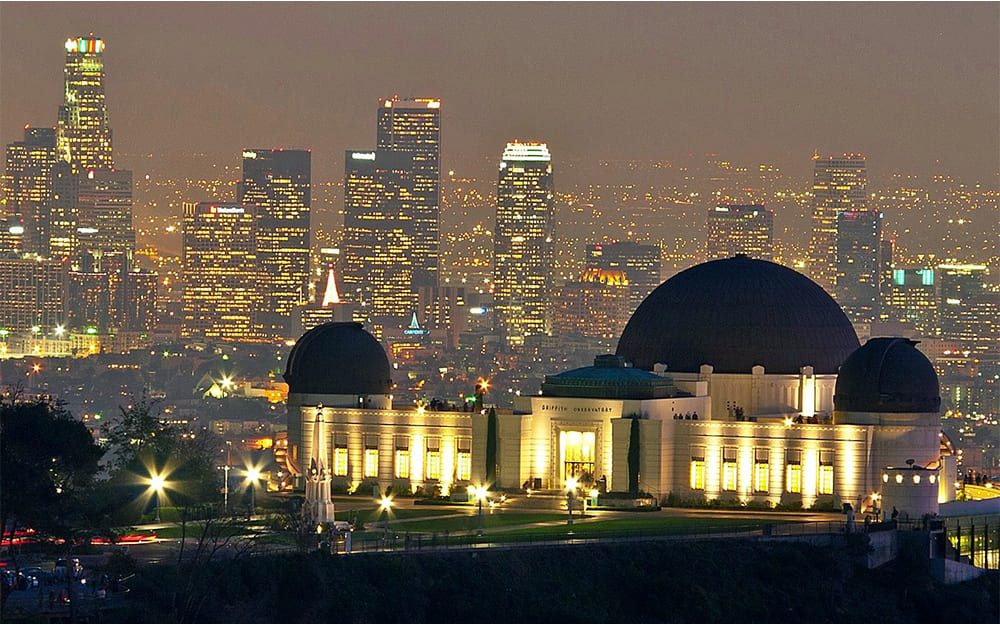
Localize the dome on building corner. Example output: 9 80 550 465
284 322 392 395
615 256 860 374
834 337 941 414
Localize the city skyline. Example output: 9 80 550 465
1 3 998 187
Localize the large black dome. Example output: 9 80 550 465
834 337 940 413
615 256 860 374
283 322 392 395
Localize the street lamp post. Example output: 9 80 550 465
379 496 393 546
245 467 261 518
472 486 487 536
148 474 166 523
223 441 232 512
566 477 578 527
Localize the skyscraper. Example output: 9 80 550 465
808 154 867 294
0 257 68 332
240 149 311 340
76 169 135 256
181 202 259 342
3 127 57 256
57 37 113 173
938 264 995 353
121 268 158 334
376 97 440 286
584 241 661 313
705 204 774 262
835 209 882 324
494 142 554 348
551 267 631 347
341 149 417 331
886 268 937 337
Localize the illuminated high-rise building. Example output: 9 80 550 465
886 268 937 337
121 268 158 334
552 267 631 347
938 264 995 353
835 209 882 324
584 241 660 313
494 142 554 348
67 258 110 331
808 154 867 294
181 202 259 342
300 263 358 332
50 162 80 258
76 169 135 256
240 149 311 340
705 204 774 262
0 257 68 332
57 37 113 173
341 149 416 332
3 127 57 256
377 97 440 286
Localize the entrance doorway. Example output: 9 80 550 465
559 430 595 483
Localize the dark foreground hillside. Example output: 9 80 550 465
119 539 997 623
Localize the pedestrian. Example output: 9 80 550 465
891 506 899 521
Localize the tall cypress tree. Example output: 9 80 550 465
627 416 640 497
485 406 498 488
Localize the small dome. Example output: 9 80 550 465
541 354 678 399
284 322 392 395
834 338 940 413
616 256 859 374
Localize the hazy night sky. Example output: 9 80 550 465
2 2 998 184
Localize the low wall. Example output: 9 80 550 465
930 558 990 585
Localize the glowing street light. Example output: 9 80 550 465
147 471 168 523
53 324 65 337
470 485 488 536
379 495 393 540
565 477 579 527
243 465 263 518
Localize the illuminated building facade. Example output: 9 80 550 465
551 267 630 347
121 268 158 333
938 264 995 353
300 264 358 332
416 285 467 351
705 205 774 262
808 155 867 294
76 169 135 256
0 257 67 332
240 149 311 340
341 150 417 333
494 142 554 348
181 202 259 341
3 127 57 256
584 241 661 313
57 37 113 173
377 97 440 287
835 209 882 324
886 268 938 338
288 259 952 520
67 265 110 330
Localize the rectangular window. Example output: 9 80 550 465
754 448 770 493
690 446 705 490
394 449 410 479
722 447 738 492
425 437 441 480
333 448 348 477
456 438 471 481
786 449 802 494
363 448 379 478
819 450 834 495
690 461 705 490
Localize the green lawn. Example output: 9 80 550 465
482 515 791 541
354 506 467 525
382 511 569 533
